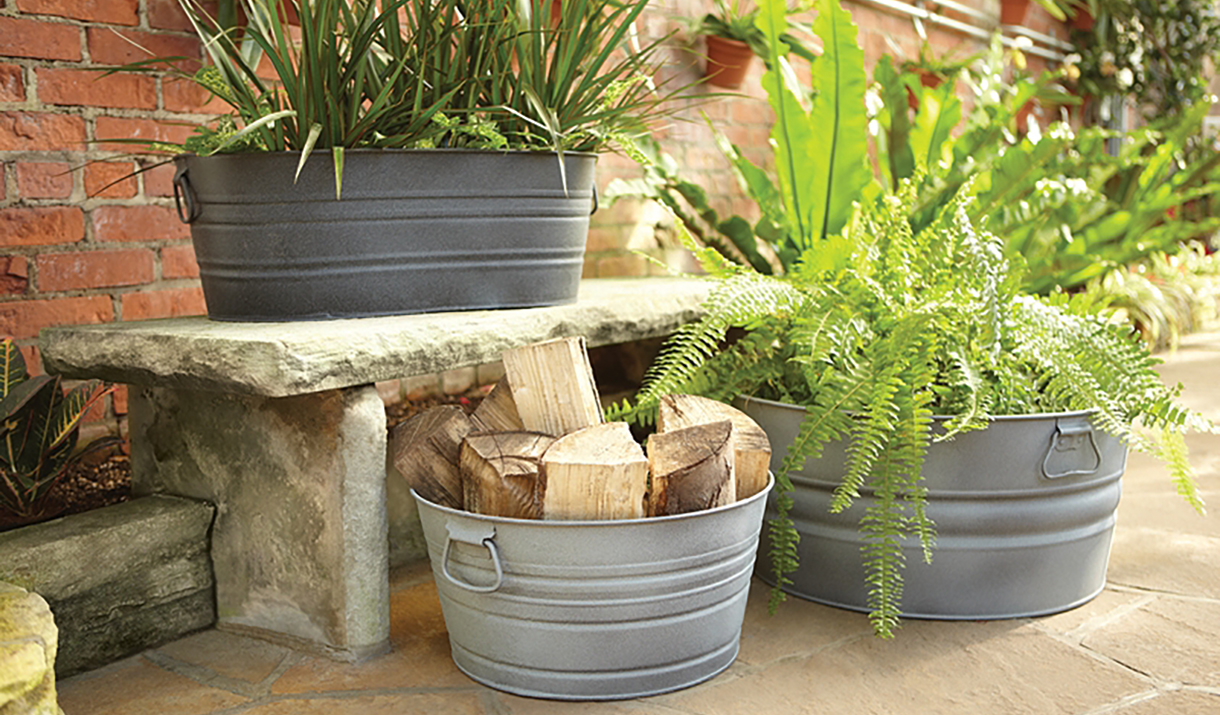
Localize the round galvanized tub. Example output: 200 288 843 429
172 149 596 321
412 475 773 700
737 396 1127 619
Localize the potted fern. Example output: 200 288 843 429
611 0 1208 637
116 0 675 321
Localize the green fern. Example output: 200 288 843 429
625 179 1209 638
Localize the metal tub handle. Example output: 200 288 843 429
1042 418 1102 479
172 163 202 224
441 521 503 593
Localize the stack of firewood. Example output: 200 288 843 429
391 337 771 520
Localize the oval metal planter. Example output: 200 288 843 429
173 149 597 322
737 395 1127 619
412 475 773 701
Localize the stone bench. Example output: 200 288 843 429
39 278 707 662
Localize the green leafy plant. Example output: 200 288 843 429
609 0 1208 638
0 338 111 519
1070 0 1220 120
693 0 817 63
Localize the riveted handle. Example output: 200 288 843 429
441 521 503 594
590 184 599 216
1041 418 1102 479
172 163 201 224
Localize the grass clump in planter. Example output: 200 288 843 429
113 0 682 183
608 0 1211 638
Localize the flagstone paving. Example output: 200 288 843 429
57 334 1220 715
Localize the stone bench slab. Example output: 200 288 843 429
39 278 708 397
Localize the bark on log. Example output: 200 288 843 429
658 394 771 500
388 405 475 509
502 337 603 436
540 422 648 520
460 431 555 519
647 419 735 516
471 376 524 432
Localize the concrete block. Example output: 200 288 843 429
128 384 390 661
0 496 214 677
0 582 60 715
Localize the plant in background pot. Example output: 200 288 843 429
114 0 678 321
610 0 1209 638
692 0 816 89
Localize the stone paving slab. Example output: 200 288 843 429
54 334 1220 715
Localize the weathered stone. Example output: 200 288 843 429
40 278 709 398
0 582 60 715
1082 597 1220 686
0 497 214 677
128 384 390 661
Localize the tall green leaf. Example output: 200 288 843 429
803 0 874 241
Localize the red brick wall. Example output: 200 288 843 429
0 0 1071 439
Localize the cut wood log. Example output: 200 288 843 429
460 431 556 519
658 394 771 500
647 419 735 516
471 376 524 432
540 422 648 520
388 405 475 509
502 337 603 436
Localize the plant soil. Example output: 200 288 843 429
0 388 490 534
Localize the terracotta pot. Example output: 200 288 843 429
1000 0 1031 25
1071 8 1094 31
906 70 944 111
705 35 755 89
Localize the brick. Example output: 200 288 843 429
149 0 218 31
92 205 188 242
16 161 73 199
87 27 201 69
0 16 82 61
15 0 139 26
141 160 176 197
36 249 155 291
0 163 5 202
0 112 87 151
0 206 84 247
0 64 24 103
37 69 157 110
120 286 206 320
160 243 199 278
94 116 192 152
0 296 114 339
85 161 138 198
1 255 29 295
112 384 128 414
163 76 231 114
18 344 42 374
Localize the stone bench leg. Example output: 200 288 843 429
128 384 390 662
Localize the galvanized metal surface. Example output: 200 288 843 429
738 396 1127 619
413 475 774 701
174 150 596 321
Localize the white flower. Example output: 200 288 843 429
864 88 884 116
1118 67 1135 87
1013 36 1033 50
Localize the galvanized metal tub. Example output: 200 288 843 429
172 149 596 321
412 475 774 700
737 395 1126 619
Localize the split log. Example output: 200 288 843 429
540 422 648 520
388 405 475 509
471 376 525 432
647 419 735 516
658 394 772 500
460 431 555 519
502 337 603 436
